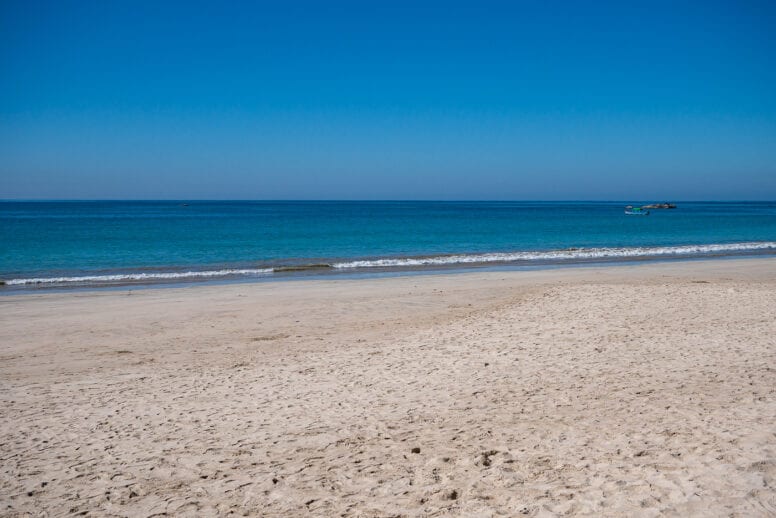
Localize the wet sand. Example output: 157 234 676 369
1 258 775 516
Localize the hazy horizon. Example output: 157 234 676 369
1 199 775 203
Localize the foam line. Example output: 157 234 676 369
331 242 776 268
4 241 774 286
4 268 274 285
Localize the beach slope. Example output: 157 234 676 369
1 259 775 516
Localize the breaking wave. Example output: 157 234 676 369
3 268 273 286
2 241 774 287
331 242 776 269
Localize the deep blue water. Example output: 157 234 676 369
1 201 775 288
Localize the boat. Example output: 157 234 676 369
641 202 676 209
624 206 650 215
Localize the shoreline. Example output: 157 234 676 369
2 244 775 294
1 257 775 516
3 255 774 304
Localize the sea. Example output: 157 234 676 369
1 201 775 291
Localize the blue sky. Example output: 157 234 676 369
1 0 775 200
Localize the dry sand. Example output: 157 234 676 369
1 258 775 517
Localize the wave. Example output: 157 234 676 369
3 241 775 286
3 268 273 286
331 241 776 269
272 263 333 273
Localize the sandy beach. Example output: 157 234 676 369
1 258 775 517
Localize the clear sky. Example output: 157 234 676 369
1 0 775 200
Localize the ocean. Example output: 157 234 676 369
2 201 775 290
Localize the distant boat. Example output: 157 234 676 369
625 206 650 216
641 202 677 209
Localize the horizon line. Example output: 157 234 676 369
1 199 774 203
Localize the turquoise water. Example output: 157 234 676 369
1 201 775 288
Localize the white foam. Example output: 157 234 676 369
331 242 776 269
4 241 774 286
4 268 273 286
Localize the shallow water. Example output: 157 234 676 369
2 201 775 288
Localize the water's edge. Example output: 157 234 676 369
3 241 775 293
